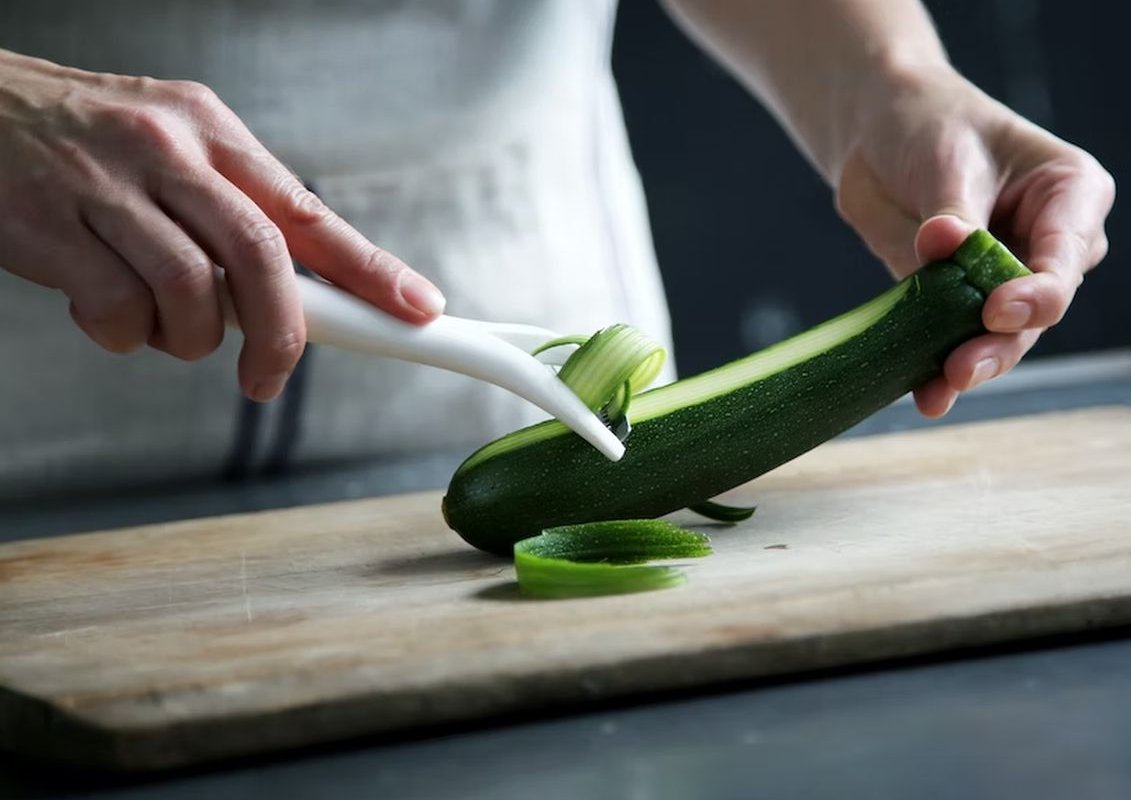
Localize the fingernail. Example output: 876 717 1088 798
251 370 290 403
969 358 999 390
991 301 1031 331
400 274 446 317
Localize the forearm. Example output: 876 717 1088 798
660 0 950 182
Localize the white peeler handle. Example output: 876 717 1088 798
219 272 625 462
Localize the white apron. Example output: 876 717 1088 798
0 0 673 499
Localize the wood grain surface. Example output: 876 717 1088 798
2 407 1129 770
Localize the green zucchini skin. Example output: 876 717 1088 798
444 238 1027 556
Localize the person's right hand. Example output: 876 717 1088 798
0 50 446 401
834 63 1114 417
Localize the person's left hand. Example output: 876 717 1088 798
835 63 1115 417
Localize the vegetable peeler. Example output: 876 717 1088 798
219 272 627 462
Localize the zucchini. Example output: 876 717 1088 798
443 230 1031 555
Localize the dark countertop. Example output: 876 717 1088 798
2 351 1129 799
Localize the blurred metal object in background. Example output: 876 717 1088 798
740 296 802 354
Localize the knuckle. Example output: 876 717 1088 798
1092 234 1110 265
361 246 404 285
278 181 328 224
116 106 182 153
1069 151 1116 201
1061 148 1093 173
1098 167 1117 205
152 247 213 296
264 327 306 367
167 80 221 113
131 75 158 94
233 218 287 265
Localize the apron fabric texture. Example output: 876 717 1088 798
0 0 673 500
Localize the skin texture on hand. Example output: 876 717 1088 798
837 64 1115 416
0 49 445 402
663 0 1115 417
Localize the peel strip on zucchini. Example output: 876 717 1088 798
514 520 712 598
540 323 666 426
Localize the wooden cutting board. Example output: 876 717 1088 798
2 407 1130 770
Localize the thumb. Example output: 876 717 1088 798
914 214 977 264
913 150 995 264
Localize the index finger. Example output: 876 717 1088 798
156 167 306 402
1024 158 1114 281
986 158 1114 331
208 131 445 324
